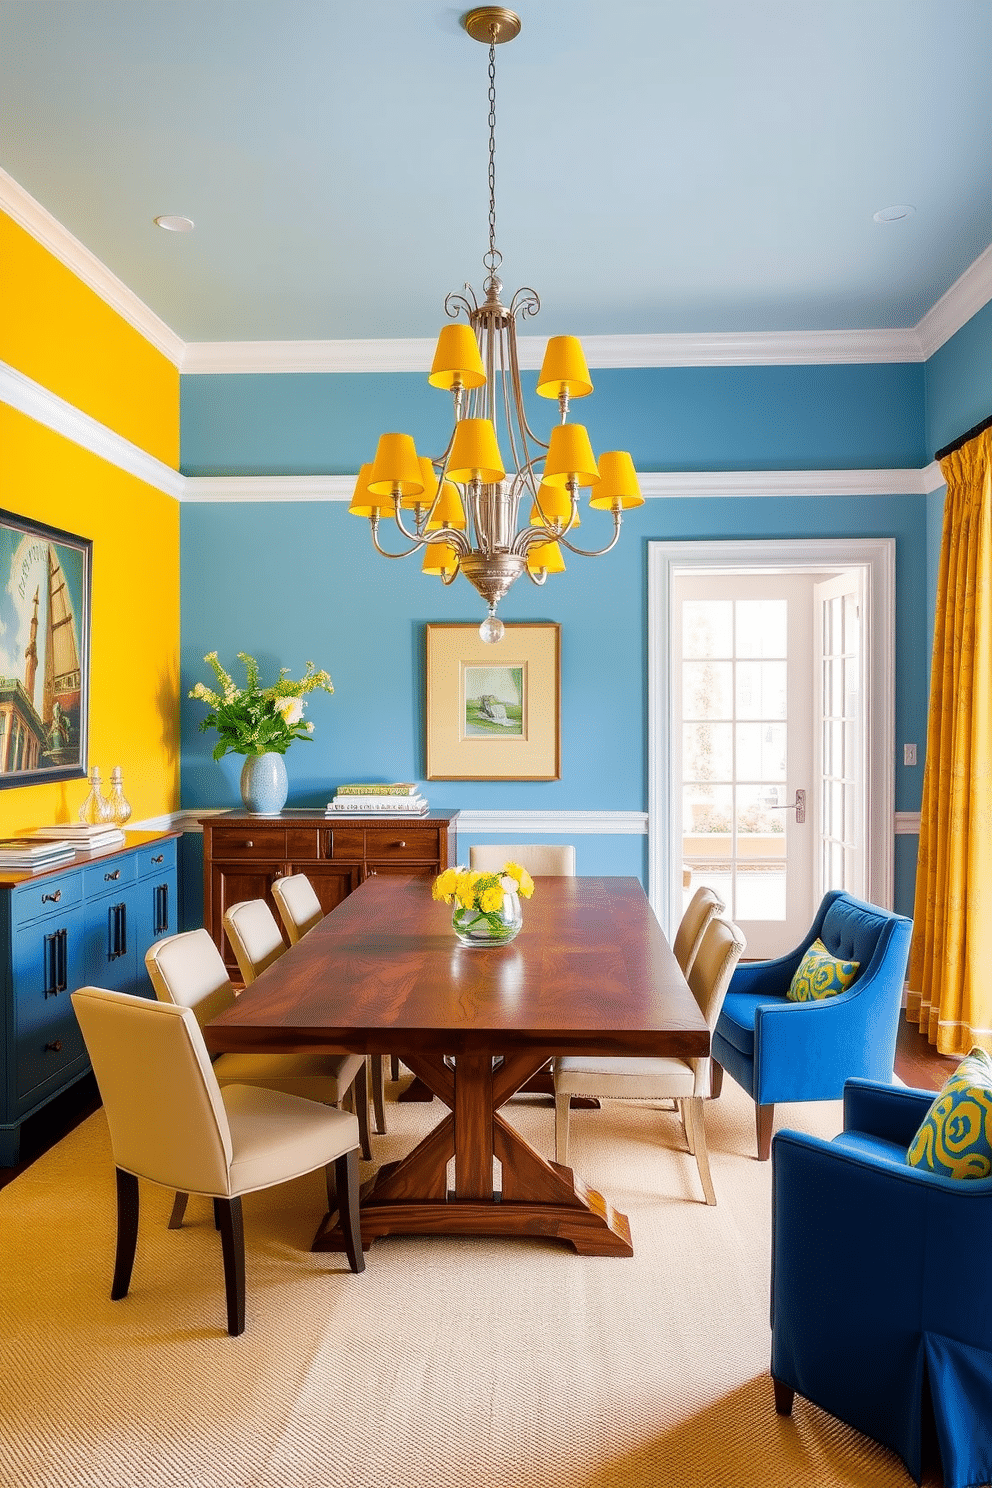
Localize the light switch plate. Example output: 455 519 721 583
904 743 917 766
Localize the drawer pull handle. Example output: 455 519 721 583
104 869 121 882
45 1040 62 1053
396 841 406 848
245 840 254 849
42 890 62 904
151 854 164 864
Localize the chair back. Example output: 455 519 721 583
71 985 233 1195
687 914 747 1030
469 843 576 876
223 899 287 985
673 885 726 976
816 891 911 987
271 873 324 946
145 928 236 1027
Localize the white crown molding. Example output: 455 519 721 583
0 168 184 368
182 327 924 375
0 361 183 499
917 242 992 361
182 474 354 502
453 810 648 836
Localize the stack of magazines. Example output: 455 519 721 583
34 822 127 853
326 783 429 816
0 836 78 872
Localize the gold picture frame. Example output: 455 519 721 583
425 623 561 780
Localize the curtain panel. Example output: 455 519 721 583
908 429 992 1055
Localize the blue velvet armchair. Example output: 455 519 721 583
771 1080 992 1488
712 890 912 1158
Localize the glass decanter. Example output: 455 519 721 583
78 766 113 824
106 766 132 826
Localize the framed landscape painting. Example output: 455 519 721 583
0 511 91 788
425 622 560 780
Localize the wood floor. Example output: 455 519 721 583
0 1017 958 1193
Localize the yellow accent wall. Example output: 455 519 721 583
0 211 178 467
0 209 180 834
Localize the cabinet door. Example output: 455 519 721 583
11 903 88 1107
288 863 361 918
211 862 287 973
131 873 176 998
82 885 139 995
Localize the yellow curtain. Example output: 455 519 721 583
908 427 992 1055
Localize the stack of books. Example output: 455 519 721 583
0 836 78 872
326 783 429 816
34 823 127 853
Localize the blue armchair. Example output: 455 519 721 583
712 890 912 1158
771 1080 992 1488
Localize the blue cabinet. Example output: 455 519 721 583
0 832 178 1165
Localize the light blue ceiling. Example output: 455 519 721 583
2 0 991 345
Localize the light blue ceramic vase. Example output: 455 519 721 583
239 752 288 815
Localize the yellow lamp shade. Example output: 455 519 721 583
401 457 440 510
542 423 600 488
536 335 593 400
422 541 460 578
526 540 566 575
348 462 392 518
446 418 505 484
428 324 487 391
529 480 580 529
589 450 644 509
368 433 425 498
426 481 467 530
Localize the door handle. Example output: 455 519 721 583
768 789 806 824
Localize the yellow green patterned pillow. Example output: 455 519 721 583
786 937 860 1002
906 1047 992 1180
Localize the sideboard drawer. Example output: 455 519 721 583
83 855 137 897
327 828 366 859
136 838 177 879
11 872 83 928
212 827 287 859
365 827 440 862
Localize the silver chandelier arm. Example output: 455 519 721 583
369 515 426 560
556 509 623 558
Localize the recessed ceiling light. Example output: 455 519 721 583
154 214 194 232
872 204 915 224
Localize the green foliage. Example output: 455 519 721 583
189 652 333 759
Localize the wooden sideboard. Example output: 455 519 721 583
0 830 179 1165
200 809 458 975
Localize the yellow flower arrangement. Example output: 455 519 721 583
433 861 534 944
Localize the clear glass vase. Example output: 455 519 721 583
106 766 132 826
78 766 113 824
452 890 523 947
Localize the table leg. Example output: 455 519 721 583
312 1049 633 1257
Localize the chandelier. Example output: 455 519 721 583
349 6 642 644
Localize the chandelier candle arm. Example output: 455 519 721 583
350 6 639 642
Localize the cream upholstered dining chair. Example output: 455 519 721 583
553 914 746 1205
222 897 287 986
672 885 726 978
70 984 364 1337
271 874 389 1137
145 927 371 1172
469 843 576 876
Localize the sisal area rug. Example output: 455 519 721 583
0 1073 939 1488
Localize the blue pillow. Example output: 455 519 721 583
786 937 860 1002
907 1047 992 1180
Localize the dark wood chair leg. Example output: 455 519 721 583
111 1168 139 1301
756 1102 774 1161
213 1197 224 1230
773 1377 795 1415
371 1055 387 1135
167 1191 189 1229
216 1196 246 1336
710 1061 724 1098
354 1059 372 1159
390 1055 400 1081
334 1150 365 1274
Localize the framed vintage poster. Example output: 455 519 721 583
425 622 560 780
0 511 92 788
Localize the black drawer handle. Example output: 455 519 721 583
44 928 68 996
45 1040 62 1053
42 889 62 904
104 869 121 881
151 853 164 864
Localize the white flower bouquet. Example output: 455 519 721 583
189 651 333 759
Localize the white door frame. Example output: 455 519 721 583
648 538 896 936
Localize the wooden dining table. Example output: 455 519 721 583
204 873 708 1258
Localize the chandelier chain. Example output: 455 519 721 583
484 35 502 278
